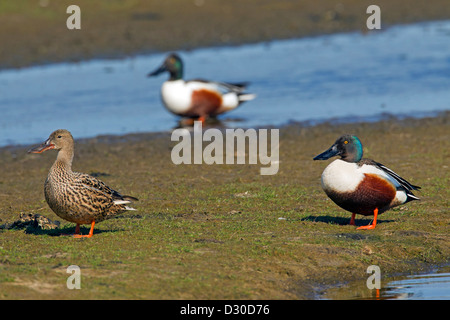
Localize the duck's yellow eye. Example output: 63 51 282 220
344 140 348 144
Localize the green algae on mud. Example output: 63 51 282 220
0 113 448 299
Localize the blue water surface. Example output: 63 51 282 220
0 20 449 147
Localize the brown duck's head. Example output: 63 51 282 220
28 129 74 154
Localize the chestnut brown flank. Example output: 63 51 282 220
326 173 397 216
189 89 223 117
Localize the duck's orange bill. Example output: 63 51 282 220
28 142 55 153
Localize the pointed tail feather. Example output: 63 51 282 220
123 195 139 201
218 81 250 92
114 200 132 205
238 93 256 102
114 195 138 210
229 82 250 90
405 192 420 203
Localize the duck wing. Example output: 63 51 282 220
373 161 421 192
188 79 249 93
74 173 138 207
214 81 249 92
358 158 420 202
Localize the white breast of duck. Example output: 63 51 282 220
321 159 408 209
161 80 193 114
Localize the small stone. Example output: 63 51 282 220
7 213 60 231
363 245 374 255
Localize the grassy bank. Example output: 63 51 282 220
0 113 448 299
2 0 450 69
1 0 449 300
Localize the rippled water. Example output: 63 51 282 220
0 20 449 147
320 265 450 300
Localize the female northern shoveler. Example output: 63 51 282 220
148 53 256 122
28 129 138 238
313 134 420 230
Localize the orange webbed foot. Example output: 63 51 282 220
73 234 93 238
64 221 95 238
356 208 378 230
356 224 376 230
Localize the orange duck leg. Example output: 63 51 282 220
73 221 95 238
357 208 378 230
349 213 356 225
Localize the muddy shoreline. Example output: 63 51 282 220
0 0 449 300
0 112 448 299
3 0 450 70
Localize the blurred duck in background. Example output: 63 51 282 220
148 53 256 124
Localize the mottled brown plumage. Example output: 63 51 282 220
28 129 138 238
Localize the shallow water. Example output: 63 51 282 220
320 265 450 300
0 20 449 147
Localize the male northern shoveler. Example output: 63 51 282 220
148 53 256 122
28 129 138 238
313 134 420 230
